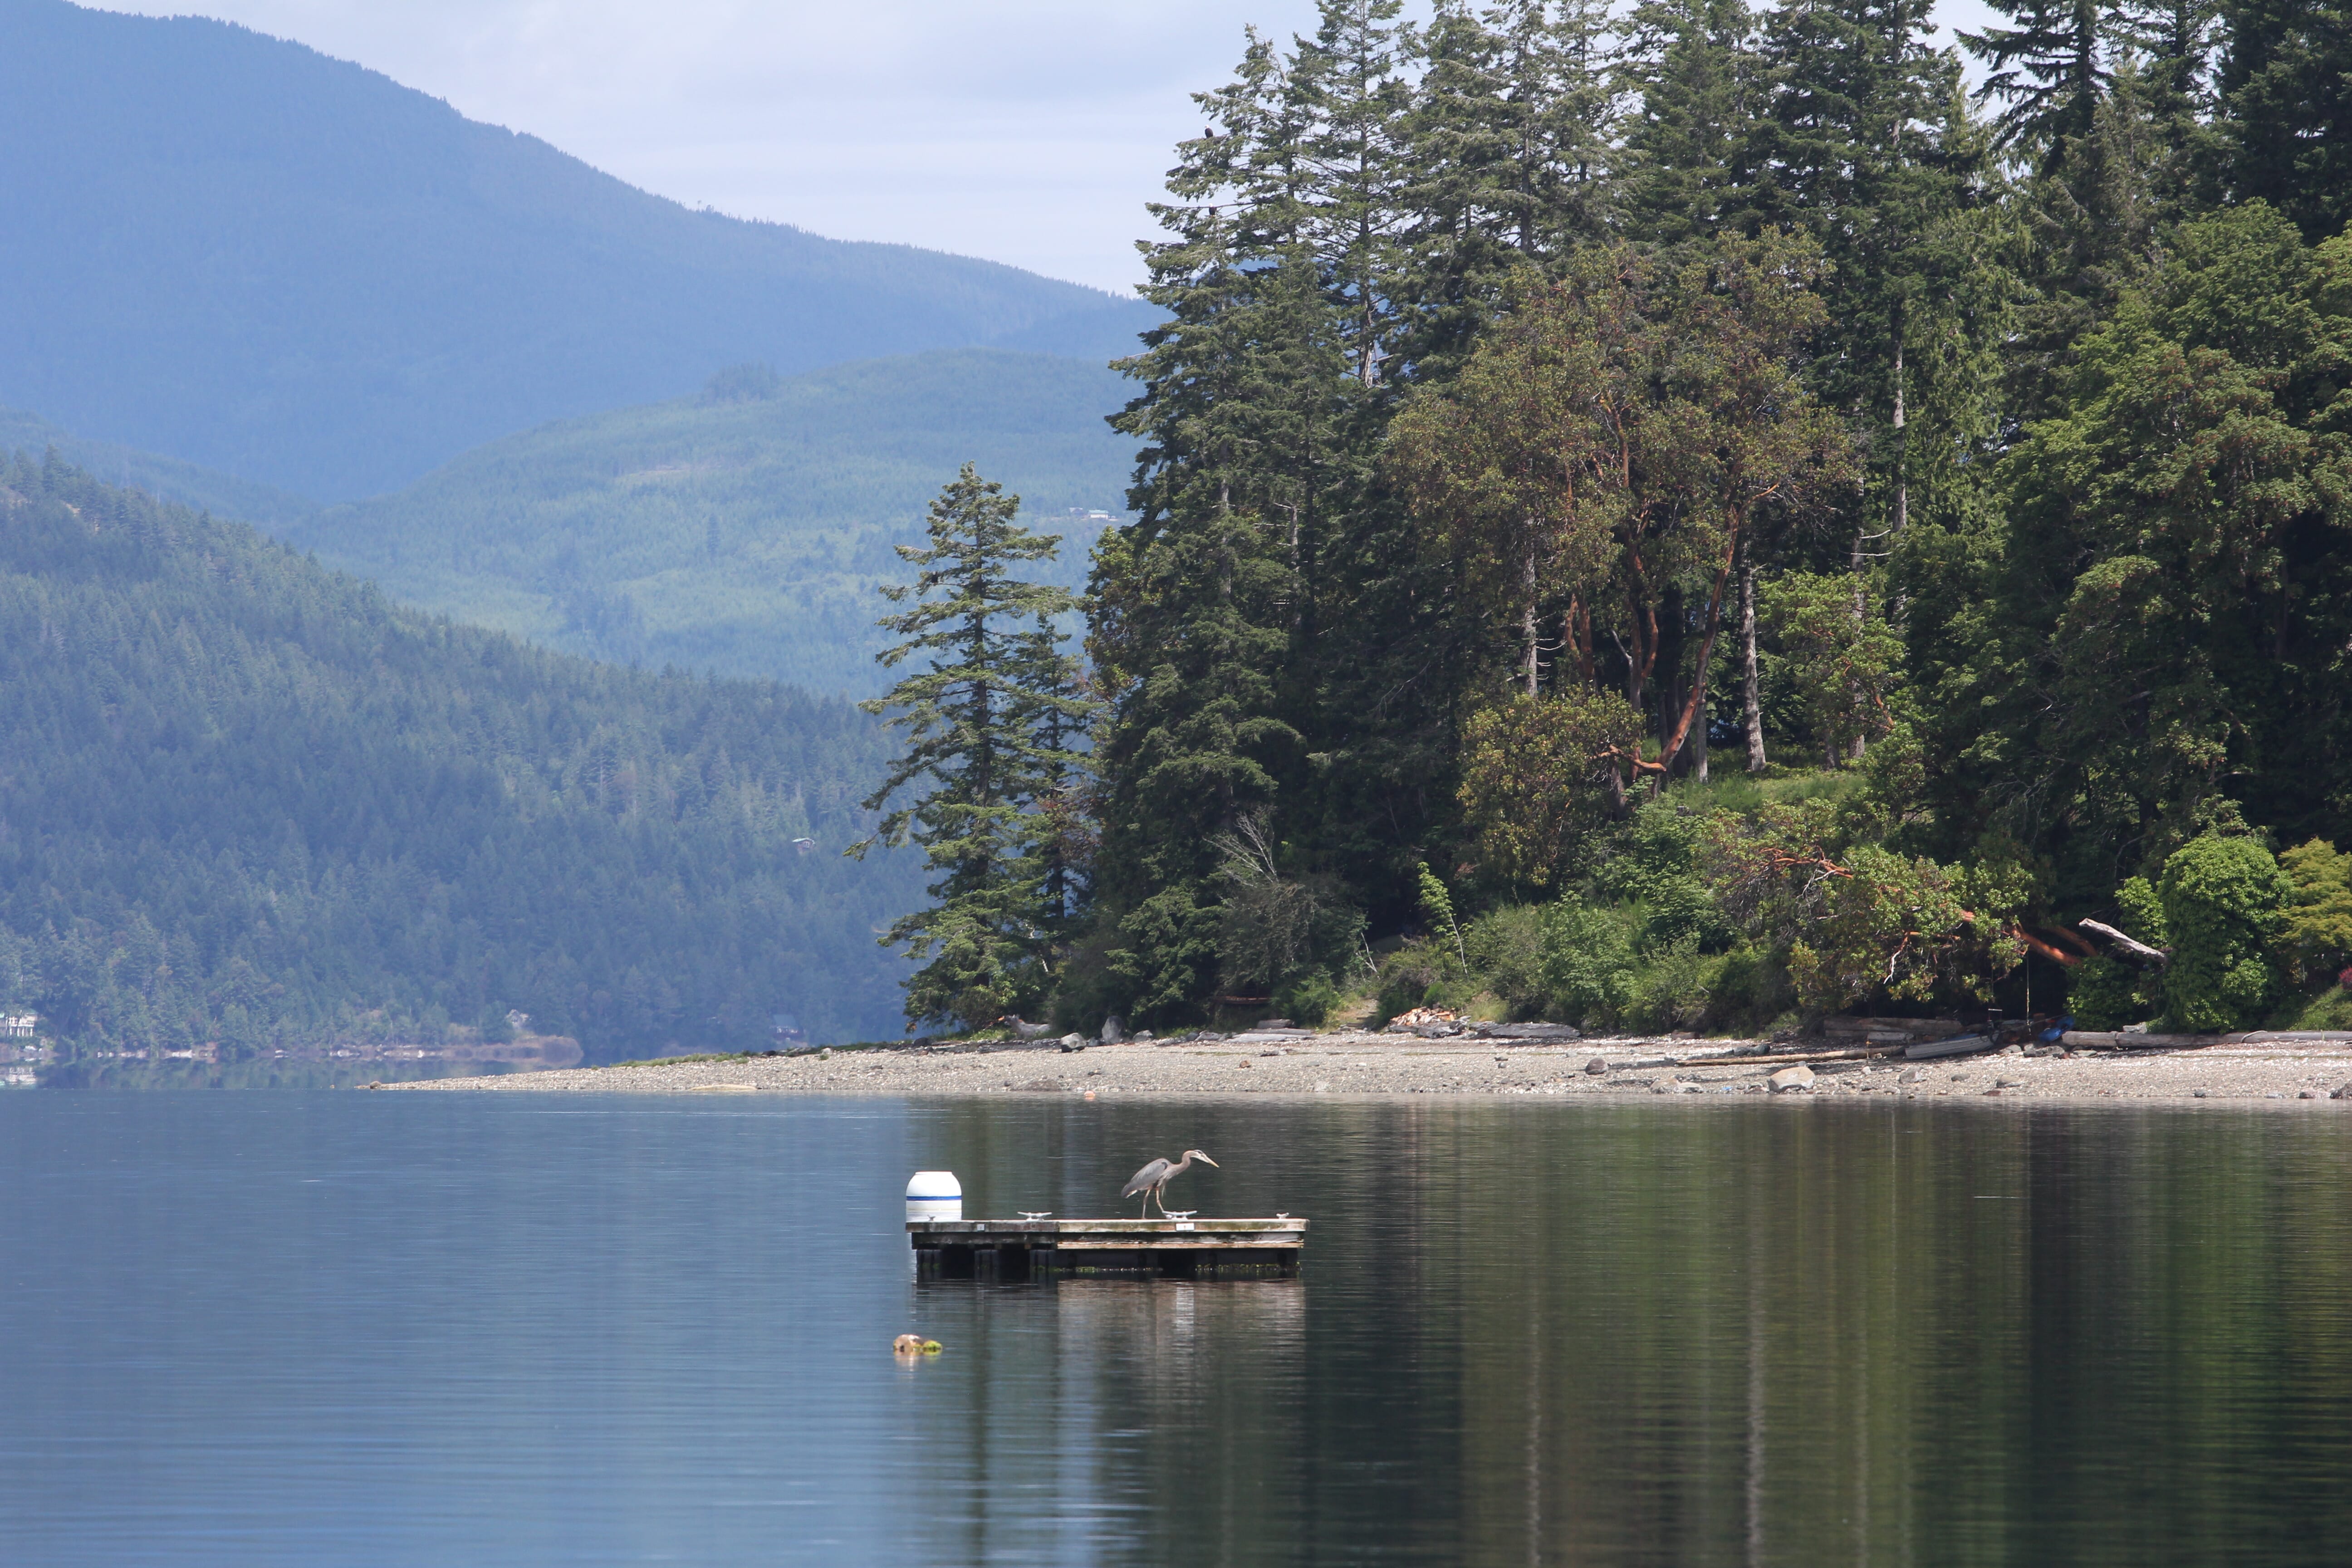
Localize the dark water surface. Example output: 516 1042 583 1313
2 1093 2347 1566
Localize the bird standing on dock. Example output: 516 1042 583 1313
1121 1150 1217 1218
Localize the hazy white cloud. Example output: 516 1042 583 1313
94 0 2002 293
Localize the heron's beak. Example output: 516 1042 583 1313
1197 1154 1219 1167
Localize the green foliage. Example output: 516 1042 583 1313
1538 896 1640 1024
2070 958 2157 1029
1934 206 2352 888
2279 838 2352 984
2073 872 2168 1027
0 455 920 1056
1390 236 1854 774
1274 971 1344 1028
290 350 1133 694
1416 862 1468 972
2158 833 2293 1029
2117 875 2169 946
1456 690 1642 887
2210 0 2352 242
853 466 1089 1031
1465 904 1550 1018
1593 803 1730 955
1785 845 1974 1013
1375 943 1445 1024
1757 572 1904 767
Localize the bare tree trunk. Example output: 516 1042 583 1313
1690 650 1711 784
1891 337 1906 539
1656 582 1686 767
1522 537 1539 697
1740 544 1767 772
1848 532 1869 765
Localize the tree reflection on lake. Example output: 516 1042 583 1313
0 1093 2345 1565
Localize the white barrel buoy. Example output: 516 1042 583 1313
906 1170 962 1222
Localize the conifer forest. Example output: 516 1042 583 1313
867 0 2352 1040
0 456 921 1058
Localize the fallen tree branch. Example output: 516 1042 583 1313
2078 919 2170 969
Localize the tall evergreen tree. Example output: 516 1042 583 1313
1617 0 1762 246
2210 0 2352 239
1959 0 2113 162
852 466 1083 1030
1400 0 1619 375
1298 0 1417 391
1088 30 1359 1024
1748 0 2009 549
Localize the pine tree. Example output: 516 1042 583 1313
1747 0 2010 561
1617 0 1762 246
1086 29 1356 1024
1298 0 1417 391
2210 0 2352 239
1959 0 2112 163
1399 0 1619 376
852 466 1082 1031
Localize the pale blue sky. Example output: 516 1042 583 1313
100 0 2001 295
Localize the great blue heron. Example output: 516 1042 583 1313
1120 1149 1217 1218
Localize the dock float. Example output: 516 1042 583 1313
909 1217 1307 1279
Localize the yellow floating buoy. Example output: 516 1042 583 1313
892 1334 943 1355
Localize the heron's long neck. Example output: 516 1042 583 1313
1167 1153 1191 1176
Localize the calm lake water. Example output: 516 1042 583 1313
3 1092 2348 1566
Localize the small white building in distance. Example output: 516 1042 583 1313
0 1014 37 1039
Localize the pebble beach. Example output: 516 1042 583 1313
386 1029 2352 1105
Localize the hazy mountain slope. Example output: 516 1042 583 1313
0 453 922 1056
288 349 1134 694
0 407 318 527
0 0 1154 500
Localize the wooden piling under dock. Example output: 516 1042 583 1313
910 1217 1307 1279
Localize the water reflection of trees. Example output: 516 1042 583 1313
903 1276 1306 1565
903 1098 2352 1565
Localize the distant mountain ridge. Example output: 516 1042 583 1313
288 348 1133 694
0 407 317 527
0 0 1156 500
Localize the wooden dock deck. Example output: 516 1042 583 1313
909 1217 1307 1279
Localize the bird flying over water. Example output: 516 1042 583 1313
1121 1149 1217 1218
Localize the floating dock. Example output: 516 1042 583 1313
909 1217 1307 1279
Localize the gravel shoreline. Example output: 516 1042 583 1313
383 1031 2352 1104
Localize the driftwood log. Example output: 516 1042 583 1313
2078 919 2170 969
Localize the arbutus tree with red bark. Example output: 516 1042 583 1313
1389 233 1853 798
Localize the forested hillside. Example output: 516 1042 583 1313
289 350 1132 693
0 0 1152 499
0 455 920 1056
990 0 2352 1039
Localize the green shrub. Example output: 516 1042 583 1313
1374 946 1443 1025
1538 896 1637 1025
2280 838 2352 985
1700 945 1793 1032
2069 874 2166 1029
2069 956 2158 1029
1274 972 1342 1027
1623 944 1715 1032
2158 834 2292 1030
1466 905 1548 1017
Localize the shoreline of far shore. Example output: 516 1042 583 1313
380 1031 2352 1106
